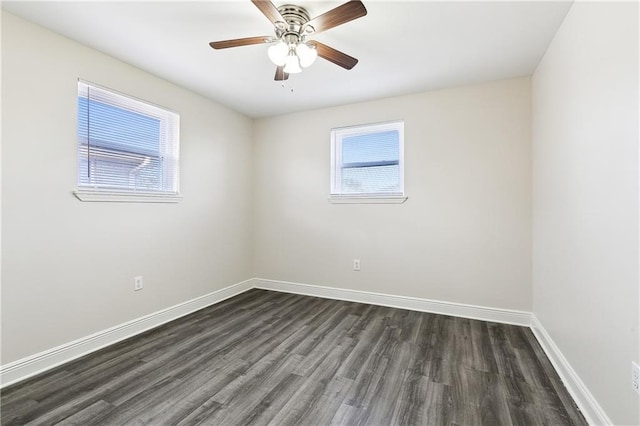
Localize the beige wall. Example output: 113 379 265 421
253 78 532 311
1 12 254 363
532 2 639 424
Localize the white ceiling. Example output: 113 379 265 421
2 1 572 118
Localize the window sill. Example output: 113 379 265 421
328 194 408 204
73 189 182 203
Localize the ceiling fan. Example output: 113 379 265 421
209 0 367 81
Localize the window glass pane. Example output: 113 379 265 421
78 147 163 191
341 164 400 194
78 97 160 156
341 130 399 165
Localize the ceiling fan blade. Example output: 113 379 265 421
209 36 272 49
251 0 285 25
309 41 358 70
275 66 289 81
303 0 367 34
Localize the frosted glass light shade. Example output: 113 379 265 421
283 53 302 74
296 43 317 68
267 41 288 66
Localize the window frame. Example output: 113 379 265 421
73 79 181 203
329 120 407 204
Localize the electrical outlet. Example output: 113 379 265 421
633 362 640 394
353 259 361 271
134 276 143 291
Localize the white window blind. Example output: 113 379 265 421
77 81 180 195
331 121 404 197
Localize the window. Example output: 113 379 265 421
330 120 406 203
74 80 180 202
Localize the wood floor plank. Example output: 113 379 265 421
404 377 452 426
286 375 355 426
1 289 587 426
268 337 360 425
205 372 305 426
353 339 413 425
125 358 249 425
53 400 115 426
470 319 499 374
174 398 224 426
335 314 389 380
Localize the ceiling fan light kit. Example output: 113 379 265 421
267 41 288 66
267 34 317 72
295 42 317 67
209 0 367 81
284 50 303 74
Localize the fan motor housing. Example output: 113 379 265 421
276 4 312 37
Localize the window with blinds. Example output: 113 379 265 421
77 81 180 196
330 121 404 197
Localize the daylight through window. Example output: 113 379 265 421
331 121 404 197
77 81 180 195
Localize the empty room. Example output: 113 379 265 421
1 1 638 425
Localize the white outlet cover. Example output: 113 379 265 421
353 259 361 271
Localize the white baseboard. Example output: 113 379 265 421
0 278 253 388
253 278 531 326
530 315 611 426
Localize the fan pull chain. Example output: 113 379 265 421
279 82 294 93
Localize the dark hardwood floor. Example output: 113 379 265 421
1 289 586 425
